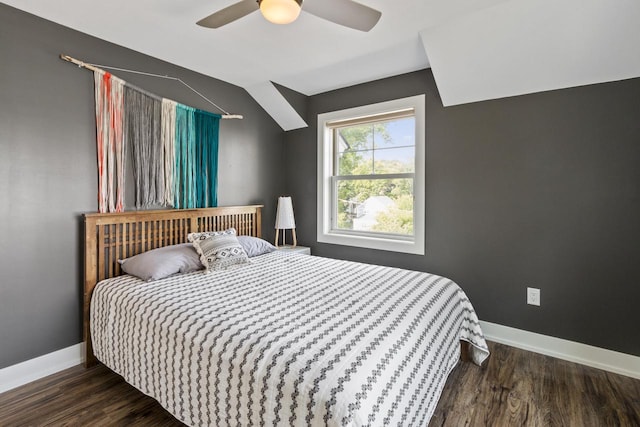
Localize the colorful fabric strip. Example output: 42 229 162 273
94 70 125 213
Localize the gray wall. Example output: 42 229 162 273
2 2 639 370
0 4 284 368
284 70 640 357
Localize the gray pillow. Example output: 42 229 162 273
237 235 277 257
190 231 250 271
118 243 203 281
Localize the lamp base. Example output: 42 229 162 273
275 228 297 248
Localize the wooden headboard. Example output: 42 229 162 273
83 205 263 366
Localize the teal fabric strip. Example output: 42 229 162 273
187 106 196 209
174 105 219 208
187 108 196 208
174 105 184 208
194 109 220 207
194 109 206 208
175 104 196 208
208 113 220 207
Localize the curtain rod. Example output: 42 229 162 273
60 54 243 119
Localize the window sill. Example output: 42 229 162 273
318 231 424 255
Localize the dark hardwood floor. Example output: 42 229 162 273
430 342 640 426
1 341 638 426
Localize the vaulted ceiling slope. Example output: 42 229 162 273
4 0 640 129
420 0 640 106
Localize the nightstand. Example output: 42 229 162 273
276 245 311 255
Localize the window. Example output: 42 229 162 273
317 95 425 254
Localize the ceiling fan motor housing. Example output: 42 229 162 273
259 0 303 25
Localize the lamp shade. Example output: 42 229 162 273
259 0 302 25
275 196 296 229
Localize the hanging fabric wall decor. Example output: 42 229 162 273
124 87 162 209
94 70 125 213
92 71 220 212
161 99 177 207
175 104 196 209
195 109 219 208
173 106 220 209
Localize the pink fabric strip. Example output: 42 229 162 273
94 70 125 213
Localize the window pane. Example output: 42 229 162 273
335 178 414 235
338 149 373 175
374 147 414 173
337 118 415 176
337 124 373 153
374 117 415 149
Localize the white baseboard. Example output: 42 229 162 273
480 321 640 380
0 343 84 394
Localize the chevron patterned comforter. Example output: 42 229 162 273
91 251 489 427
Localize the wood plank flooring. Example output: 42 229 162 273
0 341 638 426
430 342 640 426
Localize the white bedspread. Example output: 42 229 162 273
91 251 489 427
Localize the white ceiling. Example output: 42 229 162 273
421 0 640 106
4 0 493 94
4 0 640 129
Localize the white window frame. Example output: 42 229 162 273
317 94 425 255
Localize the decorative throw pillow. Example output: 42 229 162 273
190 230 250 271
118 243 203 281
237 235 277 257
187 227 236 243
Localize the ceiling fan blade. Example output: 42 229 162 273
304 0 381 32
196 0 258 28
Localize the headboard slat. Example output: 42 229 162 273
114 224 121 276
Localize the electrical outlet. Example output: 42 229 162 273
527 287 540 306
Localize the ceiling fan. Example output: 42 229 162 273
196 0 382 32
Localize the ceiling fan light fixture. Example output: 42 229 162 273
259 0 302 25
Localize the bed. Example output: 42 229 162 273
84 205 489 427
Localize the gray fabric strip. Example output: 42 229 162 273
124 86 163 208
